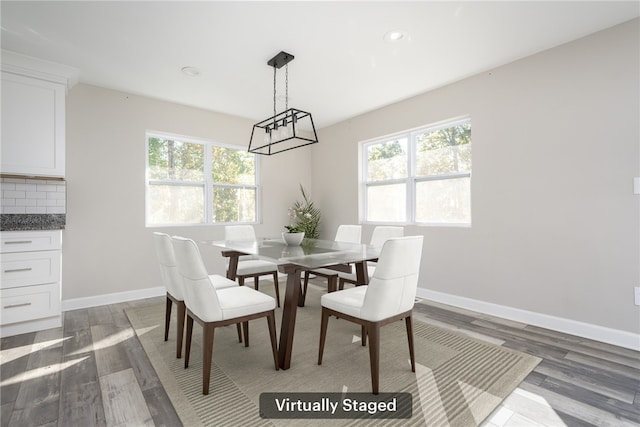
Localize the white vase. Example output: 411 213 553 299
282 231 305 246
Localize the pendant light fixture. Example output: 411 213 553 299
248 51 318 155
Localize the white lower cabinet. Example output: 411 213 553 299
1 283 60 325
0 230 62 337
1 251 61 289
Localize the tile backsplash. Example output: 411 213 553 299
1 177 66 214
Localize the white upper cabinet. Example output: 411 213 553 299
1 51 78 178
1 72 66 176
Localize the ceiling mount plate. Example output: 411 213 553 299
267 51 294 69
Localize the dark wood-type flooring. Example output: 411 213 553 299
1 281 639 426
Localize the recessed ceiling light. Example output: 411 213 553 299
383 30 409 43
181 66 200 77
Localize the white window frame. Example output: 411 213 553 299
145 131 260 227
360 117 471 227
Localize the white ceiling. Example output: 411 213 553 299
2 1 638 129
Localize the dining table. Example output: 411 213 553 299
206 237 380 370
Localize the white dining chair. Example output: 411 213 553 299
338 226 404 290
225 225 281 307
318 235 424 394
152 232 239 358
172 236 279 395
302 224 362 300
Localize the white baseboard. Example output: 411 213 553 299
62 286 166 312
416 288 640 352
59 286 639 351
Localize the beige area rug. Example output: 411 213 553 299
125 283 540 427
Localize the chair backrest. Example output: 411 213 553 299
224 225 259 263
370 226 404 247
225 225 257 241
335 225 362 243
172 236 223 322
361 236 424 322
152 232 184 300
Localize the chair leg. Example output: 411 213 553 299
318 307 330 365
266 311 279 370
243 321 250 347
327 275 337 293
361 325 367 346
236 323 242 343
254 276 259 291
164 296 172 341
273 272 280 307
176 301 186 358
367 321 381 395
405 316 416 372
185 315 194 369
298 272 307 307
302 271 310 301
238 277 245 286
202 324 215 395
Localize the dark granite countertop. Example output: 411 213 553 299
1 214 66 231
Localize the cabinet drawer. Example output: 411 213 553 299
1 251 60 289
0 283 60 325
1 231 61 253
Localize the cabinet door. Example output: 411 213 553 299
1 72 65 177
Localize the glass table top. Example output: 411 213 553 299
208 237 380 270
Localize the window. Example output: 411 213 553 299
362 118 471 225
146 133 259 226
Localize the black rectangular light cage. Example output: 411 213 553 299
248 108 318 155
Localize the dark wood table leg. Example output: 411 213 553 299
355 261 369 286
225 253 239 280
277 264 302 370
221 250 242 341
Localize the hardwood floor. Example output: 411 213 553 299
1 297 181 427
411 300 640 427
1 283 639 426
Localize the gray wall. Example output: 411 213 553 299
313 19 639 337
64 85 312 301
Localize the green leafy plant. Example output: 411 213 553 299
284 185 321 238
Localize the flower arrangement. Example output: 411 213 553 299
284 185 321 239
285 207 299 233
